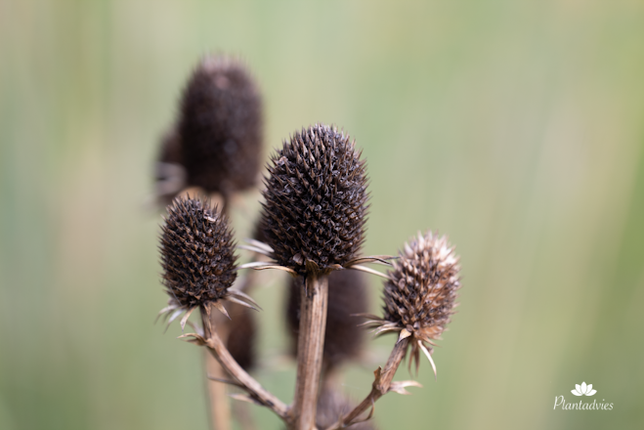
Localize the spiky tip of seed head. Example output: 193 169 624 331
178 54 263 194
383 232 460 348
160 196 237 309
260 124 369 274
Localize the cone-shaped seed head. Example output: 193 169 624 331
383 231 460 342
261 124 368 274
160 196 237 308
287 269 368 371
179 55 263 194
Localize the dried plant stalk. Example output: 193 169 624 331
290 272 329 430
195 308 290 420
205 312 232 430
323 338 409 430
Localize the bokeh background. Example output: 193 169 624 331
1 1 643 429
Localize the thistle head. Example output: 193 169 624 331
159 196 237 310
178 55 263 195
366 231 460 375
260 124 369 274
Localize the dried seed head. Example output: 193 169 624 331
378 231 460 374
160 196 237 309
179 55 263 194
261 124 369 274
383 231 460 342
286 269 368 372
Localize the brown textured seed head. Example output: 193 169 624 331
383 231 460 343
260 124 369 274
160 196 237 309
287 269 368 372
179 55 263 194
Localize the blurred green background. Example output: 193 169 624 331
1 1 643 429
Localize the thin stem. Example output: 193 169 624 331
290 272 329 430
200 308 290 421
204 311 232 430
323 338 409 430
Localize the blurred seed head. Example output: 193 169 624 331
383 231 460 343
226 302 257 371
154 127 186 206
179 55 263 195
315 387 377 430
160 196 237 309
260 124 369 274
286 269 368 372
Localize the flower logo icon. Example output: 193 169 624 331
571 382 596 396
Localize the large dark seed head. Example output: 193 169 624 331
286 269 368 372
383 231 460 342
160 196 237 308
261 124 369 274
178 55 263 194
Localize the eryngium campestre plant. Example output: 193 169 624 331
364 231 460 374
286 269 368 372
179 55 263 195
260 124 368 274
160 196 237 310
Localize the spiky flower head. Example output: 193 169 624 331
364 231 460 375
178 55 263 195
260 124 369 274
160 196 237 310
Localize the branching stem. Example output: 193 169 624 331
200 308 290 421
323 338 409 430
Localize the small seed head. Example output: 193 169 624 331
260 124 369 274
178 55 263 194
160 196 237 309
383 231 460 343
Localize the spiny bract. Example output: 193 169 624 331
260 124 368 274
179 55 263 195
160 196 237 309
383 231 460 343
